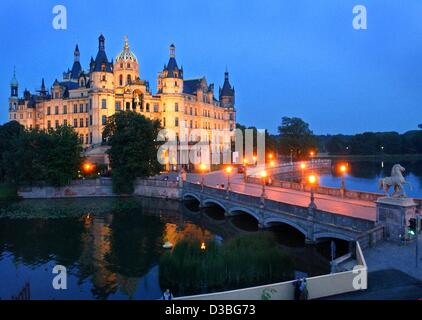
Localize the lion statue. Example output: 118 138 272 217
378 164 412 198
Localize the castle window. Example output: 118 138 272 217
154 104 159 112
85 134 89 144
47 120 51 129
146 103 150 112
120 63 123 68
90 115 92 126
127 63 131 69
163 103 166 112
90 133 92 144
55 120 59 128
119 75 123 86
101 64 106 72
127 75 132 85
64 120 68 126
190 120 193 129
79 134 84 144
175 103 179 112
195 108 198 116
63 105 67 114
73 119 78 128
14 114 16 120
55 106 59 115
115 101 121 111
80 118 84 127
163 117 166 127
175 117 179 127
47 107 51 115
126 102 130 111
80 104 84 113
86 118 89 127
102 115 107 125
190 107 192 115
73 104 78 113
102 99 107 109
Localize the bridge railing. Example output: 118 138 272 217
183 182 375 232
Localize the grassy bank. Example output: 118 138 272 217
159 233 294 297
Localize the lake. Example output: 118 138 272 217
0 197 337 300
318 159 422 199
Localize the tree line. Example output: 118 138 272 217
0 121 83 187
319 131 422 155
239 117 422 160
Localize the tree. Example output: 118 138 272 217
103 112 162 194
235 124 278 158
325 135 351 155
0 121 25 182
278 117 317 160
0 123 82 187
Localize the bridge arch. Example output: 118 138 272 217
202 199 227 212
182 193 201 202
264 217 308 237
314 232 354 242
228 207 261 223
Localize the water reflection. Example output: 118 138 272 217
319 159 422 197
0 197 333 300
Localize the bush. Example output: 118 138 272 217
159 233 294 296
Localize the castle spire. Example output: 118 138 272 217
74 44 80 62
10 66 18 97
169 44 175 58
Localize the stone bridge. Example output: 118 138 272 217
182 182 384 248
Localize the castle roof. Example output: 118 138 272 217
115 36 138 62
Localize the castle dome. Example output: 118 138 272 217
115 36 137 62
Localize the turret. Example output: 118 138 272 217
219 69 235 109
10 67 18 97
158 44 184 94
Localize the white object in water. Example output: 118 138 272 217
163 241 173 249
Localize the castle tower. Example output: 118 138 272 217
114 36 140 88
219 69 236 130
10 67 18 98
89 34 115 145
158 44 184 94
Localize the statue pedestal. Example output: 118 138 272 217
376 197 417 242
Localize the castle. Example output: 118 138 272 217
8 35 236 152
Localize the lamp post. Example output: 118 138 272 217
300 162 306 188
225 166 233 196
199 163 207 191
339 163 347 197
260 170 267 207
308 174 317 210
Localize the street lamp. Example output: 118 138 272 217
308 174 318 210
225 166 233 193
300 162 306 188
199 163 207 191
260 170 267 198
339 163 348 194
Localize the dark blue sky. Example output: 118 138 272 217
1 0 422 134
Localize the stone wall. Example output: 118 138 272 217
18 178 181 200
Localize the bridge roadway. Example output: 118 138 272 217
187 170 377 222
